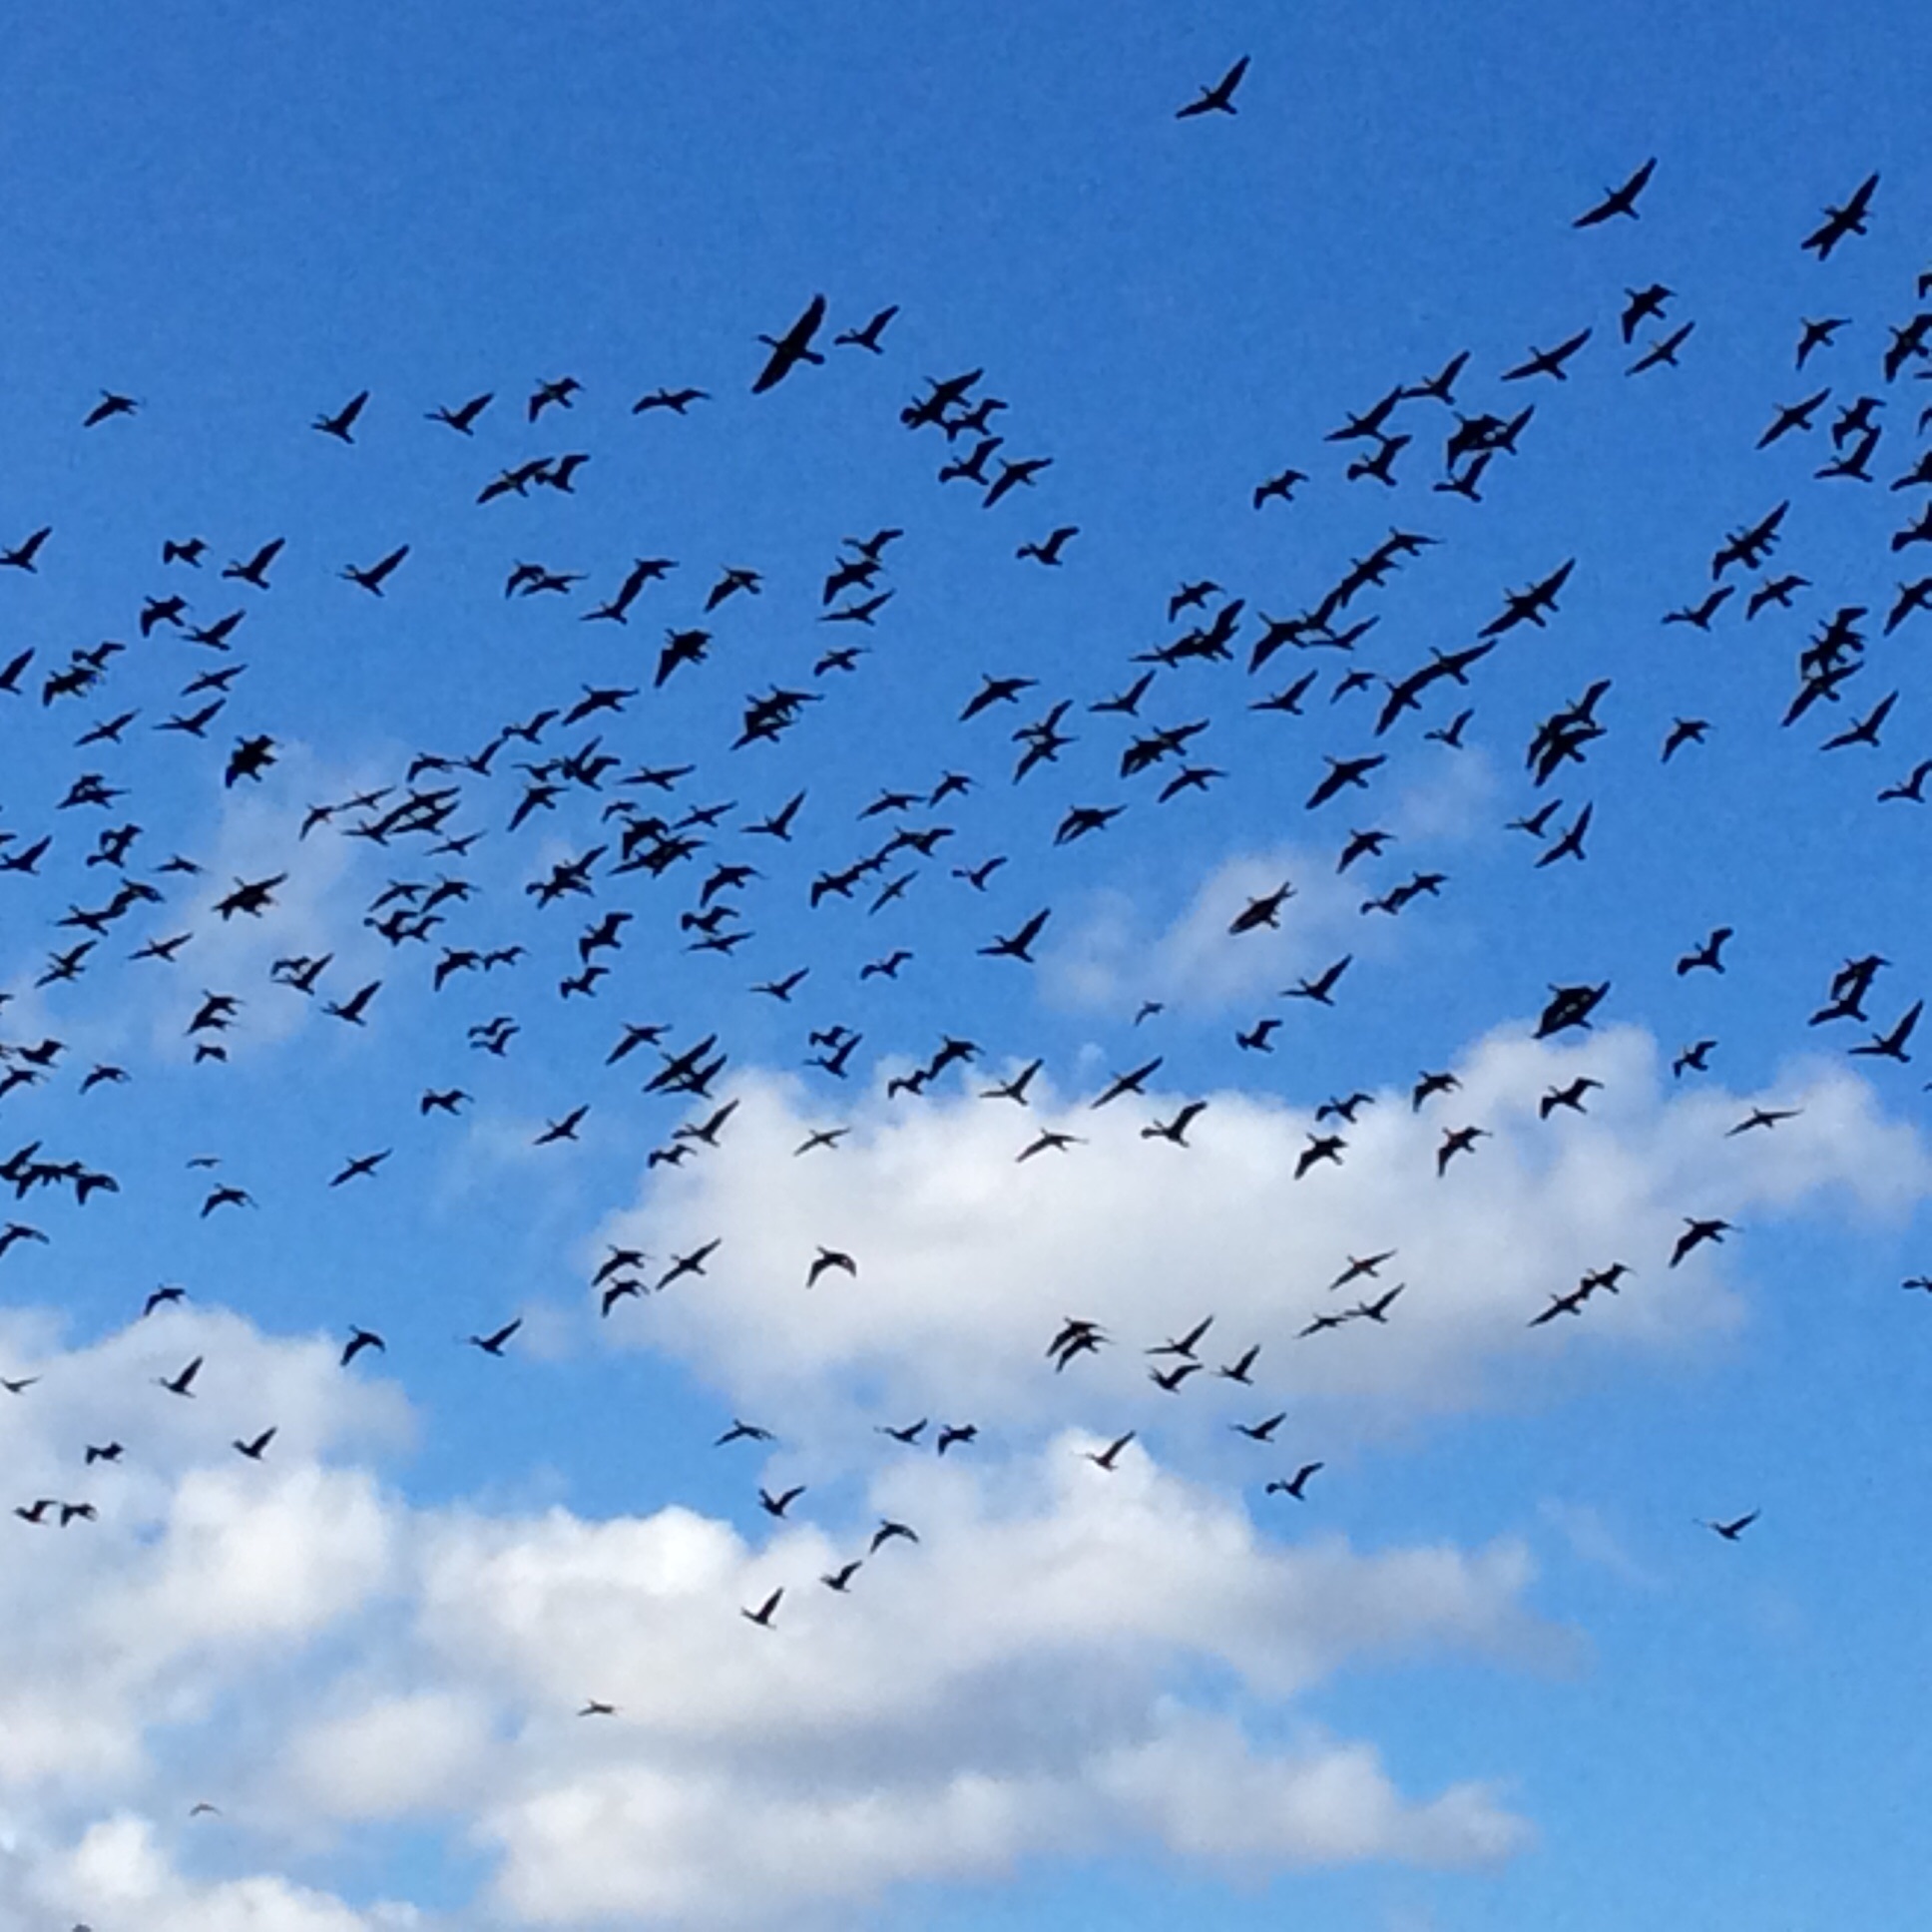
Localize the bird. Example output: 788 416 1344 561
1265 1463 1324 1500
1176 55 1249 118
1670 1218 1731 1267
1698 1510 1760 1542
157 1356 204 1397
313 389 369 442
806 1246 857 1287
751 294 828 393
1801 173 1878 259
466 1319 522 1356
1573 158 1657 227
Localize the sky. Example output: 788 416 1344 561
1 2 1931 1927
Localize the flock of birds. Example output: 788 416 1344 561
4 81 1932 1699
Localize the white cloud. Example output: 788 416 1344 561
0 1019 1918 1926
592 1025 1930 1442
0 1305 1557 1927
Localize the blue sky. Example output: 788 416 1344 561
1 2 1931 1927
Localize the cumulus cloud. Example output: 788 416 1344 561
592 1023 1931 1440
0 1306 1555 1928
1 1019 1918 1926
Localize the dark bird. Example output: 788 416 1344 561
157 1355 204 1397
342 544 409 595
1796 317 1848 367
427 391 493 433
1670 1217 1731 1267
1266 1462 1324 1500
1628 321 1695 375
1676 927 1733 975
1699 1510 1760 1542
1757 388 1830 448
466 1319 522 1356
84 391 138 427
981 907 1052 962
341 1328 385 1365
1666 598 1732 644
313 390 369 442
1176 55 1249 118
834 304 899 352
806 1246 857 1287
1540 1076 1602 1118
1306 755 1385 810
1142 1101 1208 1146
0 526 52 572
751 294 828 393
1228 882 1294 934
1092 1058 1162 1109
1573 158 1657 227
1017 526 1080 565
233 1427 277 1461
1851 999 1923 1062
1662 718 1710 761
1503 329 1592 382
741 1588 783 1628
1801 173 1878 259
1619 283 1672 341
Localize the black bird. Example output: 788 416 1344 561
1266 1463 1324 1500
1092 1058 1162 1109
1801 173 1878 259
1573 158 1657 228
1699 1509 1759 1542
1670 1217 1731 1267
1676 927 1732 976
1176 55 1249 118
157 1355 204 1397
314 390 369 442
834 304 899 352
1503 329 1592 382
751 294 828 393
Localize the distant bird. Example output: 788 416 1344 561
1573 158 1657 227
313 389 368 442
1176 55 1249 118
1670 1217 1731 1267
1801 173 1878 259
341 1328 385 1366
806 1246 857 1287
834 305 899 352
1265 1462 1324 1500
1698 1509 1760 1542
157 1355 204 1397
751 294 828 393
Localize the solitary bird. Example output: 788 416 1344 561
1176 55 1249 118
